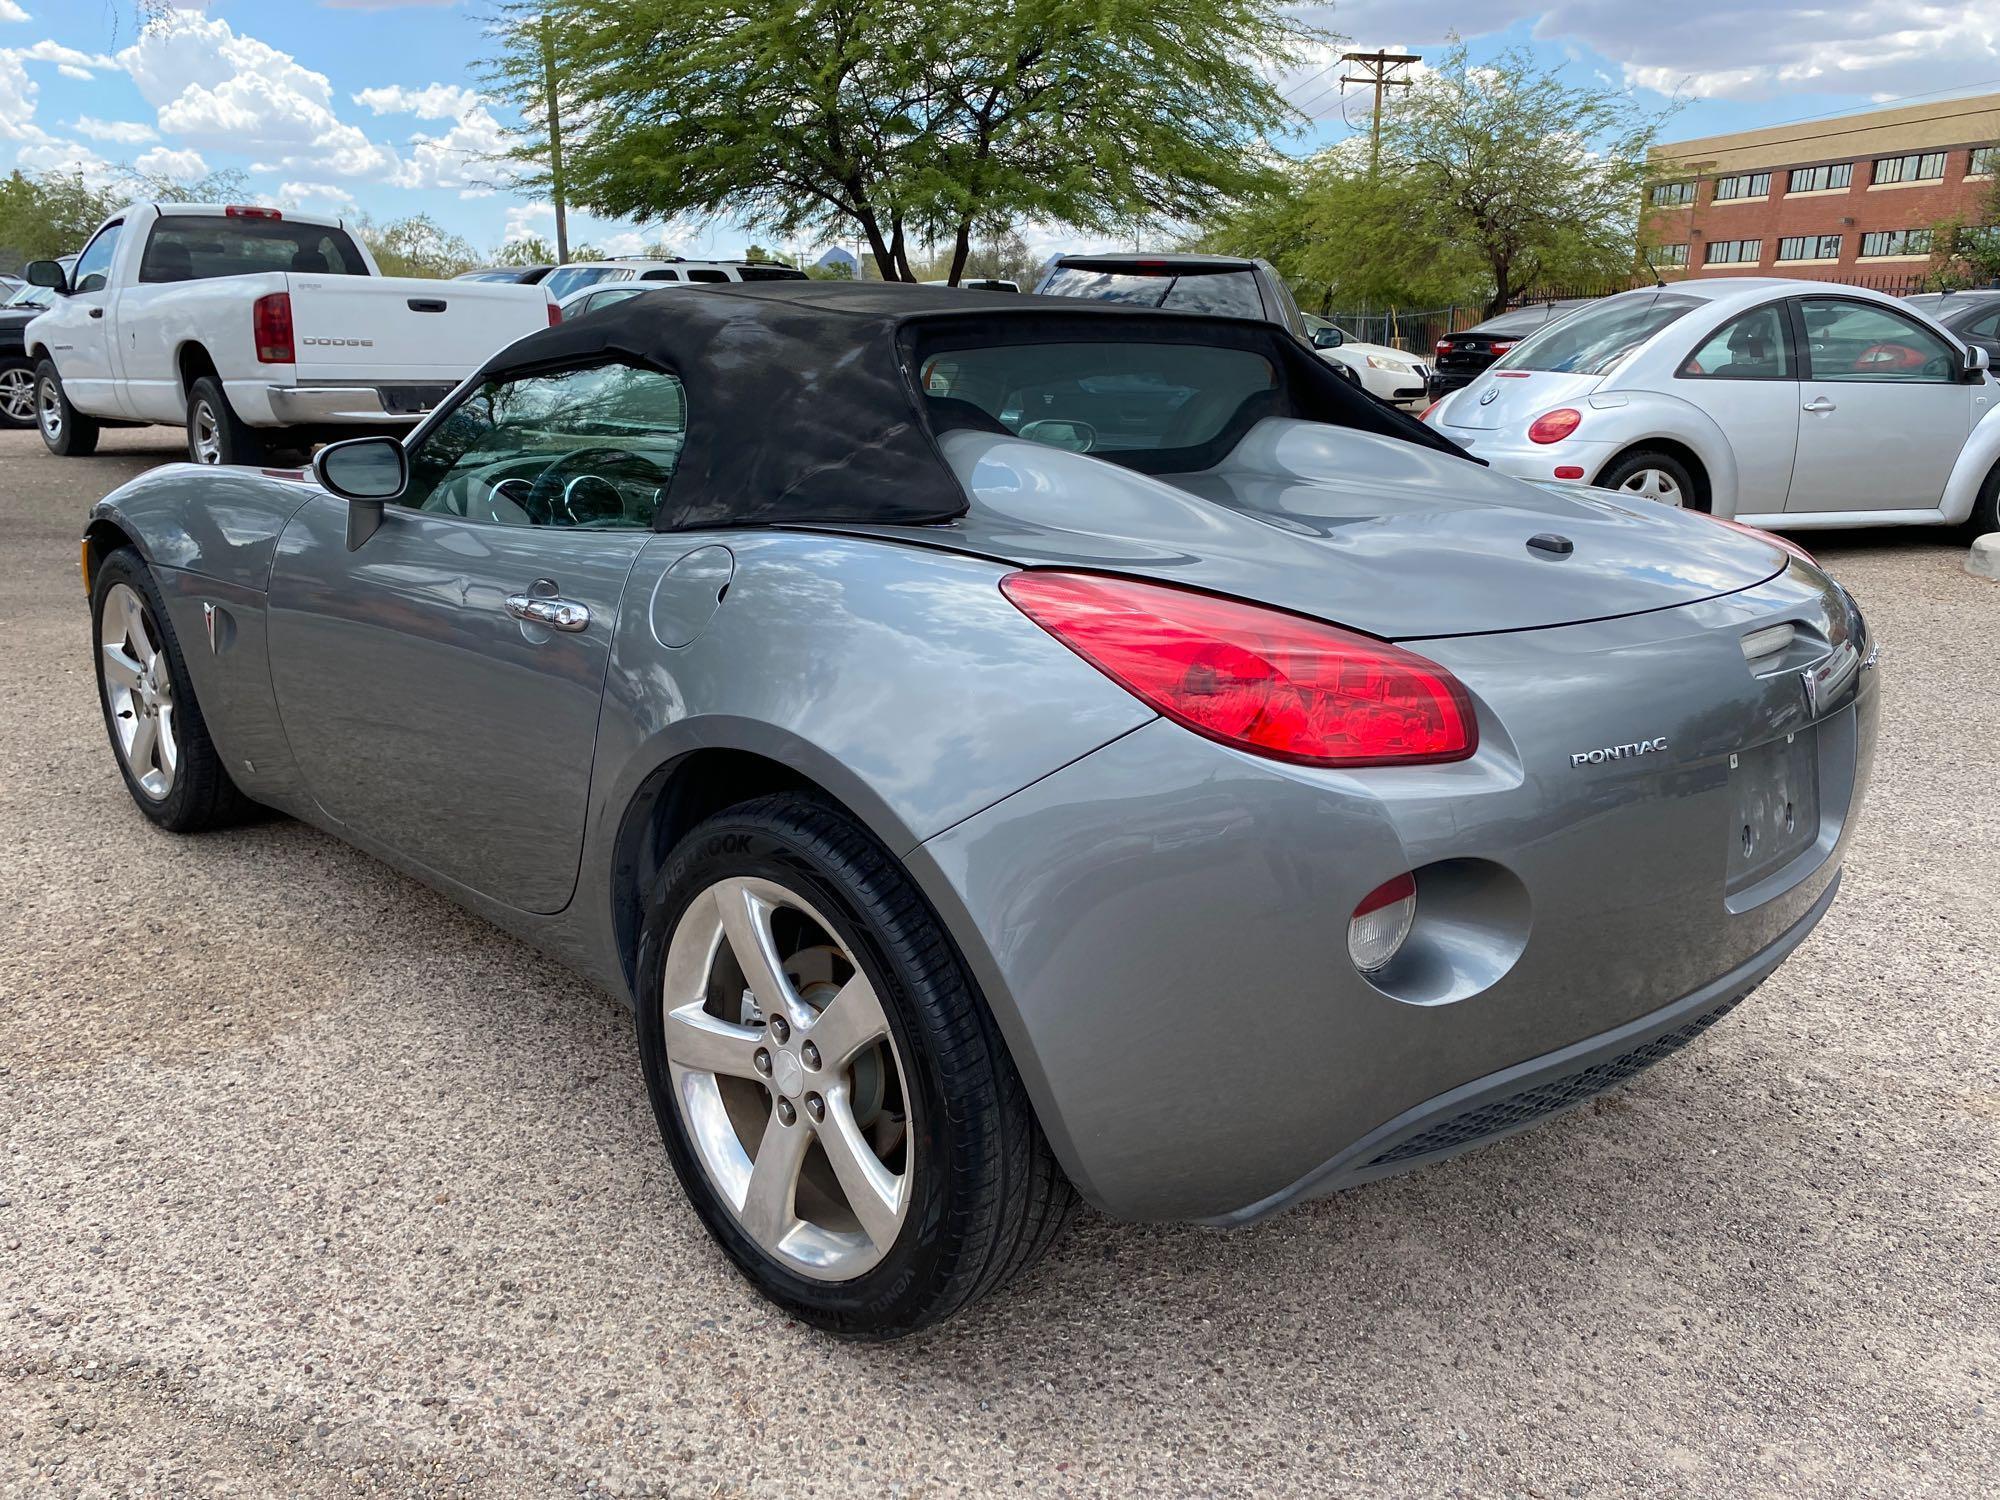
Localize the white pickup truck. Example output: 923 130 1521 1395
23 202 554 464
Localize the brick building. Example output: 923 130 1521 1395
1641 92 2000 282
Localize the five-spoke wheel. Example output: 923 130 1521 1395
99 582 179 800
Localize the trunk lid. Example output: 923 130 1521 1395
903 421 1786 640
1437 369 1603 432
283 274 549 384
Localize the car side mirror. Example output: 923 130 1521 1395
1963 345 1991 381
1312 325 1344 349
312 436 407 549
24 259 69 294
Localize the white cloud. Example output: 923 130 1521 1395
13 38 115 70
70 115 158 144
388 101 510 192
117 13 395 178
133 144 208 181
352 82 482 120
0 2 29 23
277 180 359 211
502 201 554 243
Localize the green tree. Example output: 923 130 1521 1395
1925 170 2000 289
353 214 482 279
482 0 1323 282
492 234 559 266
0 171 126 270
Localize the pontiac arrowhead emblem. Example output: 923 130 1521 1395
1799 664 1819 716
202 601 217 654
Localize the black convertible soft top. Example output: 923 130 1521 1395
468 280 1464 531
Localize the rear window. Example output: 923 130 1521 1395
919 340 1278 464
140 216 368 283
1040 266 1266 320
1490 294 1701 376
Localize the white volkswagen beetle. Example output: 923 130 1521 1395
1425 278 2000 532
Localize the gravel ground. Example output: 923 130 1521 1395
1 426 1995 1499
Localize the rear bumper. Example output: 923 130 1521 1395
1200 872 1837 1224
238 382 456 427
910 567 1877 1223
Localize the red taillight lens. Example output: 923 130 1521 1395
1000 572 1477 767
1435 339 1453 355
1419 399 1443 424
1489 341 1514 356
547 300 563 326
225 204 282 221
252 292 294 364
1553 464 1585 480
1528 407 1581 444
1707 513 1817 566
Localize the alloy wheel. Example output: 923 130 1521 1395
99 582 178 800
191 401 222 464
36 374 62 445
661 875 912 1280
0 366 34 424
1617 468 1685 507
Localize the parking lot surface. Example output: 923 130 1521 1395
2 426 1995 1498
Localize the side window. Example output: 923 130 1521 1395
401 362 687 529
1797 298 1957 383
1962 307 2000 342
686 268 729 283
1679 305 1793 380
72 220 124 294
639 268 680 281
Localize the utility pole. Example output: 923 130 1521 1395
539 13 570 264
1340 51 1420 177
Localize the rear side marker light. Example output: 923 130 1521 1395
1000 571 1477 767
547 301 563 326
252 291 294 364
1349 873 1417 973
1528 408 1582 444
1553 464 1585 479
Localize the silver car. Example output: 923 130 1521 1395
1427 278 2000 532
83 283 1878 1337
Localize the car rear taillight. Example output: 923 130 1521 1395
1000 571 1477 767
1489 341 1515 356
547 300 563 326
1419 399 1443 424
1708 513 1818 566
252 292 294 364
1528 407 1581 444
1348 873 1417 973
225 204 282 221
1435 339 1453 356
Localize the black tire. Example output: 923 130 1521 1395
34 359 99 456
186 375 266 466
1964 461 2000 537
0 355 36 430
1597 448 1704 512
635 794 1074 1339
90 548 252 833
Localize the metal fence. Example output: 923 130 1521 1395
1326 270 2000 355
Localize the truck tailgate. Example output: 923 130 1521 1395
285 274 548 383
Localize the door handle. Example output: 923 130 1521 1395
505 593 590 632
1802 396 1836 413
88 307 104 319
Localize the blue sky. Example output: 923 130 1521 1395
4 1 1998 264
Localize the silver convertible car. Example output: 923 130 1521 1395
84 284 1878 1337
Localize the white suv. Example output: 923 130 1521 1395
540 258 808 302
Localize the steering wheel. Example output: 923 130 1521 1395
525 447 658 526
1852 342 1931 375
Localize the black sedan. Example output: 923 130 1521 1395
1427 299 1593 399
1 281 58 429
1902 288 2000 364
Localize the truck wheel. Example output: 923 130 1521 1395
635 794 1075 1339
187 377 266 466
34 360 100 456
0 357 36 429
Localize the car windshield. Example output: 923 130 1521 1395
139 215 369 282
542 265 625 301
1490 294 1701 375
1040 266 1265 320
919 340 1279 463
4 284 53 309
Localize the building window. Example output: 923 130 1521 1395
1704 239 1762 265
1713 171 1771 201
1649 181 1696 207
1787 163 1853 193
1972 147 1998 176
1776 234 1843 262
1649 243 1690 267
1872 152 1947 185
1859 229 1933 257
